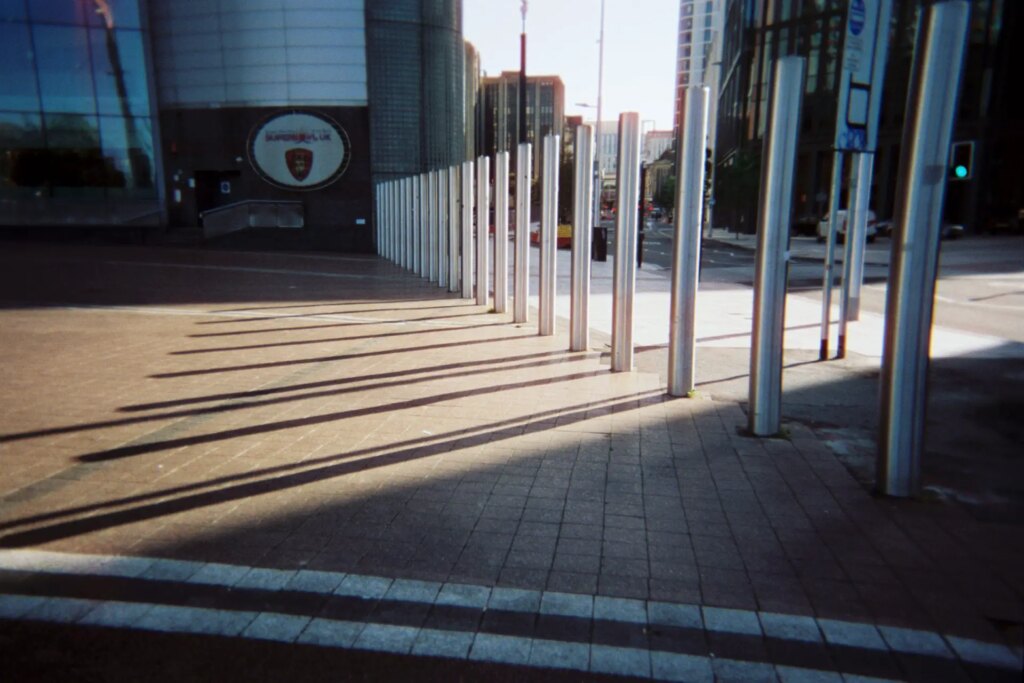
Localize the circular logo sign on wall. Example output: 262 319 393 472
248 111 350 191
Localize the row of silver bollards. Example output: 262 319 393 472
373 143 555 333
372 109 706 383
748 1 970 498
373 0 966 499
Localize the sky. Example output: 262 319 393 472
463 0 680 131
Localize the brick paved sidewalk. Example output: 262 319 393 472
0 242 1020 681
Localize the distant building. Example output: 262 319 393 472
480 72 564 180
586 120 619 179
713 0 1021 234
464 41 483 162
643 130 674 165
674 0 721 135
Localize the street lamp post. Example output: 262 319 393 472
574 0 606 240
519 2 528 147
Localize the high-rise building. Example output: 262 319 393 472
0 0 471 252
586 121 619 177
480 72 564 178
674 0 722 134
643 130 674 165
712 0 1019 234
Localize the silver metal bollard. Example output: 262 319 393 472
539 134 560 336
476 156 490 307
413 175 422 275
448 165 459 293
494 151 510 313
845 152 873 323
436 171 444 290
879 0 969 497
570 125 594 351
749 56 806 436
404 177 412 271
381 182 388 261
461 160 474 299
611 113 641 371
819 151 843 359
668 87 710 395
837 153 869 357
514 143 532 323
428 171 438 282
421 173 430 278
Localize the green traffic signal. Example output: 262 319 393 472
954 165 968 179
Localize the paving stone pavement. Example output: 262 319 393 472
0 242 1020 681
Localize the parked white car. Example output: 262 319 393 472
817 209 877 243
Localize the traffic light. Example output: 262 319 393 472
949 141 973 181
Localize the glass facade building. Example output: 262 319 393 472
481 72 565 179
1 0 471 252
713 0 1018 234
0 0 159 218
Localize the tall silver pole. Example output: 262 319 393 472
749 57 806 436
376 183 385 254
846 152 873 321
380 183 387 264
448 166 459 292
380 183 387 260
404 177 412 271
428 171 438 282
879 1 969 497
410 176 419 273
494 151 510 313
570 125 594 351
837 152 869 357
668 87 710 395
611 113 641 371
539 134 560 336
593 0 606 234
819 151 843 359
420 173 430 278
514 142 532 323
437 169 448 288
461 160 475 299
476 156 490 307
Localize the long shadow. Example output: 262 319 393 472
0 390 665 546
150 333 535 379
172 322 511 355
123 350 573 412
190 320 420 338
0 354 594 444
195 308 489 326
76 368 610 463
213 300 469 314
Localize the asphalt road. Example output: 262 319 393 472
627 222 1024 344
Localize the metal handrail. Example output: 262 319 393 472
198 199 302 219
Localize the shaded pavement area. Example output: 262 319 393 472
0 242 1020 681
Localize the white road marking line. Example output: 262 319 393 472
0 549 1018 672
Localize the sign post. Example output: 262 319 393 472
822 0 892 359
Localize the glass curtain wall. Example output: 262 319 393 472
0 0 156 201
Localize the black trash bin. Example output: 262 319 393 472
592 226 608 261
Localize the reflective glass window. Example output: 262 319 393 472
0 0 27 21
29 0 87 24
86 0 141 29
0 111 44 196
33 24 96 113
0 21 41 111
44 112 100 149
90 28 150 116
43 112 106 197
99 115 155 196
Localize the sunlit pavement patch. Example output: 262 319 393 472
1 549 1020 680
